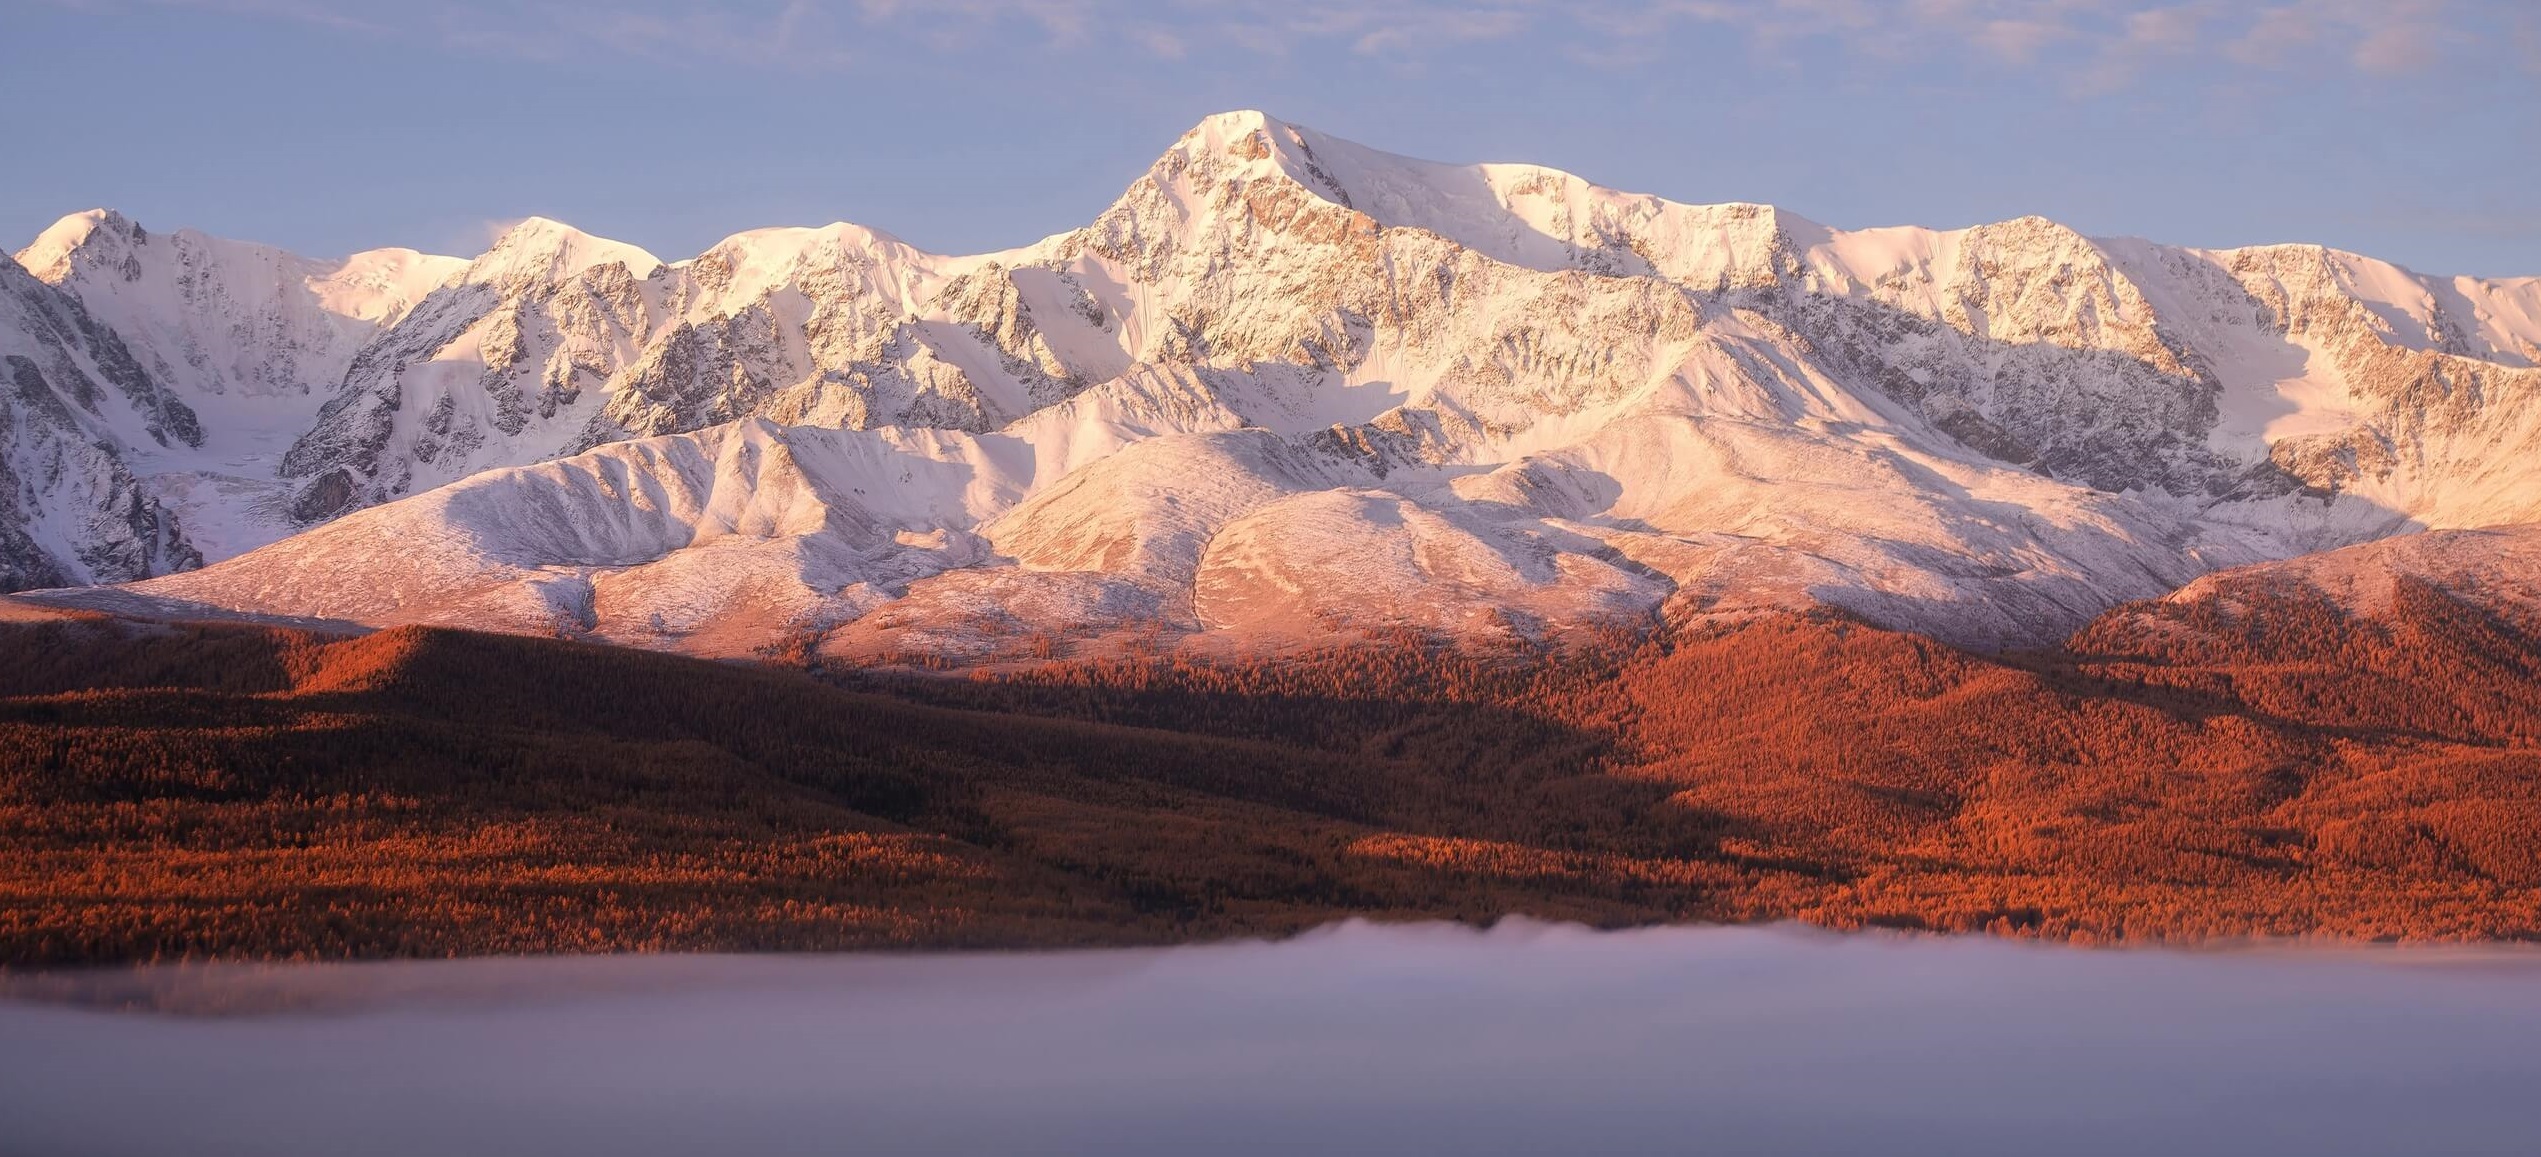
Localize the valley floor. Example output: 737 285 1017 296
4 591 2538 967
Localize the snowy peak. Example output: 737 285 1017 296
464 217 661 291
18 208 464 326
7 209 477 566
1153 112 2200 305
676 221 944 315
14 209 146 284
1146 111 1807 284
14 208 467 401
1158 112 2540 384
2192 242 2541 368
312 246 469 326
1166 110 1320 189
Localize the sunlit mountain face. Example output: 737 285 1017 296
10 112 2541 666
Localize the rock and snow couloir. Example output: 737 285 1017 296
14 111 2541 657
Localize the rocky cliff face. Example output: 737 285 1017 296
0 252 201 587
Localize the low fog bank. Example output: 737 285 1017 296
5 922 2540 1156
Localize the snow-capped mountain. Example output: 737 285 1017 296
271 210 1142 522
16 111 2541 658
12 210 466 561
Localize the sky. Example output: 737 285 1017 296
4 1 2537 277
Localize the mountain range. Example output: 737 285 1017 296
10 110 2541 659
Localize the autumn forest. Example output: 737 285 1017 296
5 577 2539 967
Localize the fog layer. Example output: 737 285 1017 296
6 922 2540 1157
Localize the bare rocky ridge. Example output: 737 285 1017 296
11 112 2541 656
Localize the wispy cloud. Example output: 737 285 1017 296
40 0 394 33
36 0 2524 87
1637 0 2485 87
1972 18 2069 65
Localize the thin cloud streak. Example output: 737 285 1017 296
33 0 2524 88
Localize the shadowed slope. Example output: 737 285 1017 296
0 616 1730 966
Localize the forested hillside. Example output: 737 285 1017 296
5 590 2538 966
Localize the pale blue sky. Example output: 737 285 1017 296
6 1 2537 276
